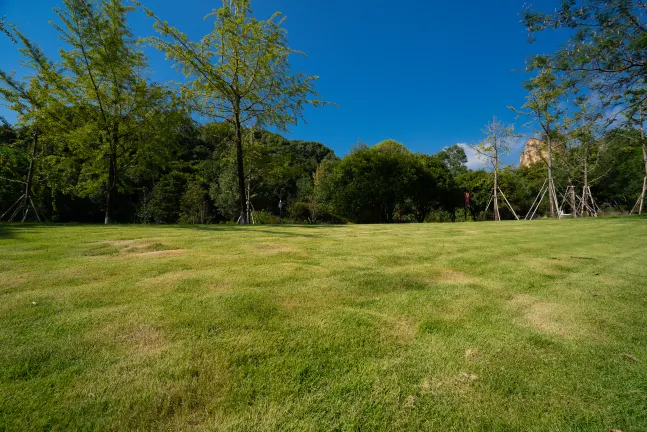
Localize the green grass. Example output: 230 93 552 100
1 219 646 431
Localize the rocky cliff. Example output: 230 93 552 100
519 139 547 168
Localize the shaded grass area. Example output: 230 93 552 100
1 219 646 431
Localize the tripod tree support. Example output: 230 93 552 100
629 109 647 215
0 127 41 223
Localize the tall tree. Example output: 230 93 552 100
473 117 518 221
513 68 569 218
50 0 184 223
561 98 603 217
137 0 328 224
0 28 59 221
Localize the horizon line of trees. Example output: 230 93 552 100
1 0 646 224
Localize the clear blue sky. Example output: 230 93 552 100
0 0 564 167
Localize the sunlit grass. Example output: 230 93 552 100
1 219 646 431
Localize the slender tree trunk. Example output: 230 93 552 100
234 110 248 224
493 166 500 221
105 154 116 224
640 137 647 215
582 157 589 217
569 178 576 217
21 128 38 223
547 137 557 218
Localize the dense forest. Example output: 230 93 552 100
1 0 646 224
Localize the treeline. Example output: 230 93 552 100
1 117 644 224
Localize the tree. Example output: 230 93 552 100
523 0 647 118
0 28 58 221
523 0 647 215
0 17 16 43
473 117 518 221
409 154 456 222
3 0 182 224
56 0 185 223
560 99 604 217
437 144 468 177
594 127 644 211
512 68 569 218
626 105 647 214
137 0 328 224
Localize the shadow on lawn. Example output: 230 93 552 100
0 223 61 239
170 223 348 238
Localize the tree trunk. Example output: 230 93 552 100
582 157 589 217
234 112 248 224
569 181 576 217
21 128 38 223
640 138 647 215
104 154 116 224
493 167 500 221
547 137 557 218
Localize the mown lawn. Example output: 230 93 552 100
0 219 646 431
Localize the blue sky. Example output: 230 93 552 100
0 0 565 167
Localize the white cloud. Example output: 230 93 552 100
455 143 487 170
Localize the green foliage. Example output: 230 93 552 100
179 181 211 225
1 0 186 224
594 128 646 208
437 144 468 177
318 141 456 223
137 171 187 224
524 0 647 117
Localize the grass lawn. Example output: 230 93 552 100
1 219 646 431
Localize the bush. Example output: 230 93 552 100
253 211 281 225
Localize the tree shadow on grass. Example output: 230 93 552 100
0 222 349 240
0 223 63 239
169 224 347 238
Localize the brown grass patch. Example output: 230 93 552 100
342 307 416 342
522 258 576 277
418 268 475 286
440 269 473 284
509 294 585 339
253 243 299 254
131 249 185 257
421 371 480 395
464 348 481 361
119 324 165 354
